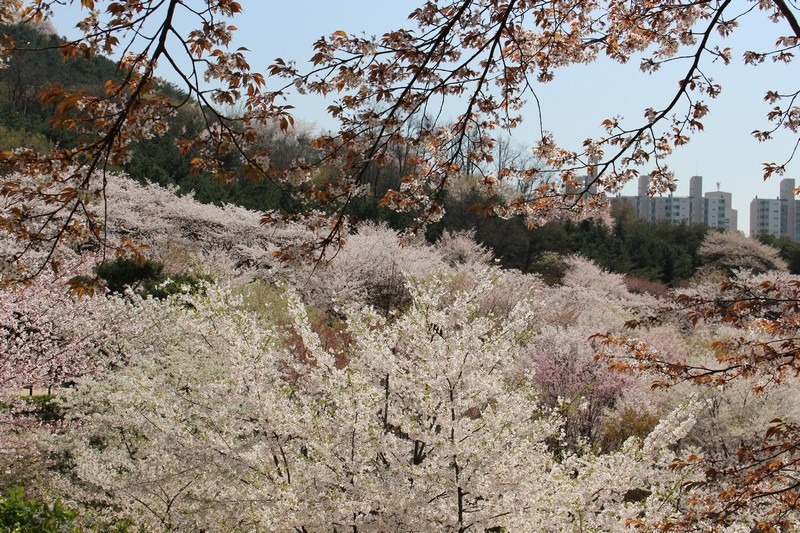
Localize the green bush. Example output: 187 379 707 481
142 272 211 299
597 406 660 453
23 395 62 422
95 258 163 295
0 487 77 533
94 257 209 299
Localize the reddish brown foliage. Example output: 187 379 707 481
597 274 800 529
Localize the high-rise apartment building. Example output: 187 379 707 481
705 190 738 234
750 178 800 241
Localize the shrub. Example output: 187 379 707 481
95 256 210 299
141 272 211 299
0 486 77 533
598 406 661 453
95 257 163 294
22 394 63 422
623 275 669 298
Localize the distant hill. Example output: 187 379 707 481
0 22 120 150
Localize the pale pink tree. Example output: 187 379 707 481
295 222 447 313
0 253 123 393
520 325 633 448
697 231 788 276
434 229 494 269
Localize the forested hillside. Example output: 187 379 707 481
0 22 118 152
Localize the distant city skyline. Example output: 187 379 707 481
611 175 738 233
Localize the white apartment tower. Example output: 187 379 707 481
750 197 783 238
750 178 800 241
781 178 798 241
636 175 651 219
705 189 738 234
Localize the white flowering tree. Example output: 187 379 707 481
45 267 703 531
294 222 447 313
696 231 789 276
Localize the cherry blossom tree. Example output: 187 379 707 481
697 230 789 276
47 269 700 531
291 222 446 313
520 325 633 448
434 228 495 269
533 255 658 331
0 253 126 392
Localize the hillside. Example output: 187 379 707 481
2 21 795 288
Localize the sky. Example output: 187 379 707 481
48 1 800 234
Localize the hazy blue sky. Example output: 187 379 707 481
50 1 799 234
